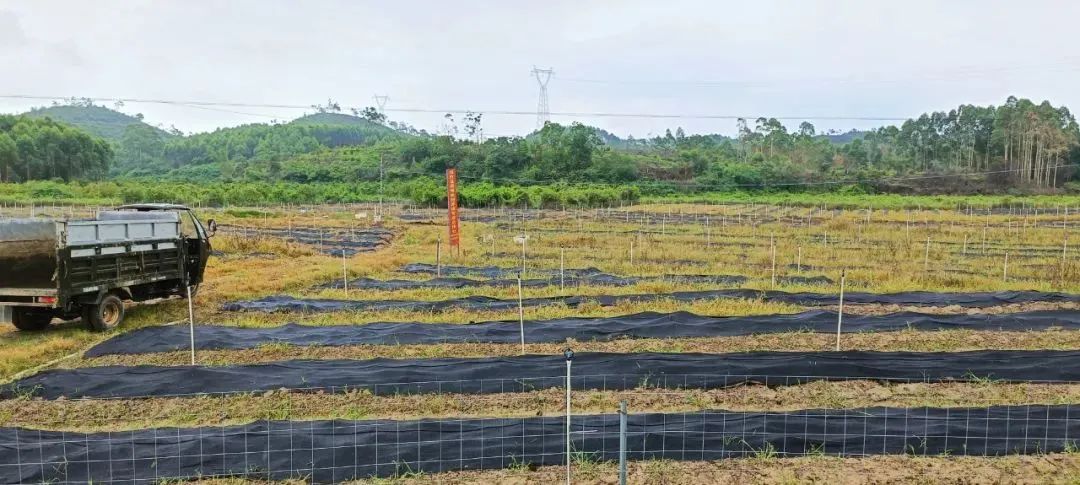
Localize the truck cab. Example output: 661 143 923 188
0 204 215 331
115 204 215 288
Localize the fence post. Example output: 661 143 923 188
186 285 196 365
797 246 802 273
436 236 442 277
560 247 566 292
835 269 846 351
518 274 526 354
1003 252 1009 282
923 236 930 273
619 400 628 485
342 249 349 297
770 236 777 287
629 240 634 267
1063 235 1069 285
564 348 574 485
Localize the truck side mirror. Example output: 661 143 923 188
206 219 217 237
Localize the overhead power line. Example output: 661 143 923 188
0 94 910 122
559 57 1080 88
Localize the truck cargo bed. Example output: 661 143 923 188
1 213 182 295
0 219 57 289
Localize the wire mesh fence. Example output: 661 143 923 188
2 372 1079 484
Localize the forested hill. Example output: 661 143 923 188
290 112 399 132
24 103 172 141
154 112 408 179
17 104 409 177
4 96 1080 195
0 115 112 182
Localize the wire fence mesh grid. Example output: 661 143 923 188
2 373 1079 484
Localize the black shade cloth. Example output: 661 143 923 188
84 310 1080 357
319 273 750 290
222 290 1080 313
8 350 1080 400
1 405 1075 483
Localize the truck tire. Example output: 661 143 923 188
11 308 52 331
83 294 125 332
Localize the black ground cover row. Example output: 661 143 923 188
2 405 1075 483
8 350 1080 400
221 290 1080 314
320 273 752 291
85 310 1080 357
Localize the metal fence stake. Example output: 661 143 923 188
835 269 846 351
342 249 349 297
186 285 196 365
565 348 574 485
518 274 526 354
619 400 628 485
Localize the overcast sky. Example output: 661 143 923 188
2 0 1079 137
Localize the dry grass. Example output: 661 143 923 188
339 453 1080 484
75 329 1080 368
4 381 1078 432
3 202 1080 436
160 453 1080 485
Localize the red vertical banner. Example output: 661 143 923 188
446 168 461 248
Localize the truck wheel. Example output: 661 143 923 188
83 295 125 332
11 308 52 331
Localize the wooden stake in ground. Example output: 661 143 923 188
629 240 635 267
560 247 566 292
797 246 802 272
835 269 846 351
705 216 711 249
770 236 777 287
1003 252 1009 282
436 236 442 278
923 236 930 273
1063 235 1069 285
342 249 349 297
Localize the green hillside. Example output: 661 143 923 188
290 112 398 133
24 104 171 141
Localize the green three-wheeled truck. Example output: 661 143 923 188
0 204 215 331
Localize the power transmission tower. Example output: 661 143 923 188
373 95 389 113
531 66 554 129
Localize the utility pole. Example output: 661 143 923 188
531 66 554 129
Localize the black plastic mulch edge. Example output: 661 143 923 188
8 350 1080 400
2 405 1076 483
85 310 1080 357
318 273 752 290
221 290 1080 314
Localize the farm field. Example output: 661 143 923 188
2 200 1080 484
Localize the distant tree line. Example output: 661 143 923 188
0 115 112 182
5 96 1079 194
